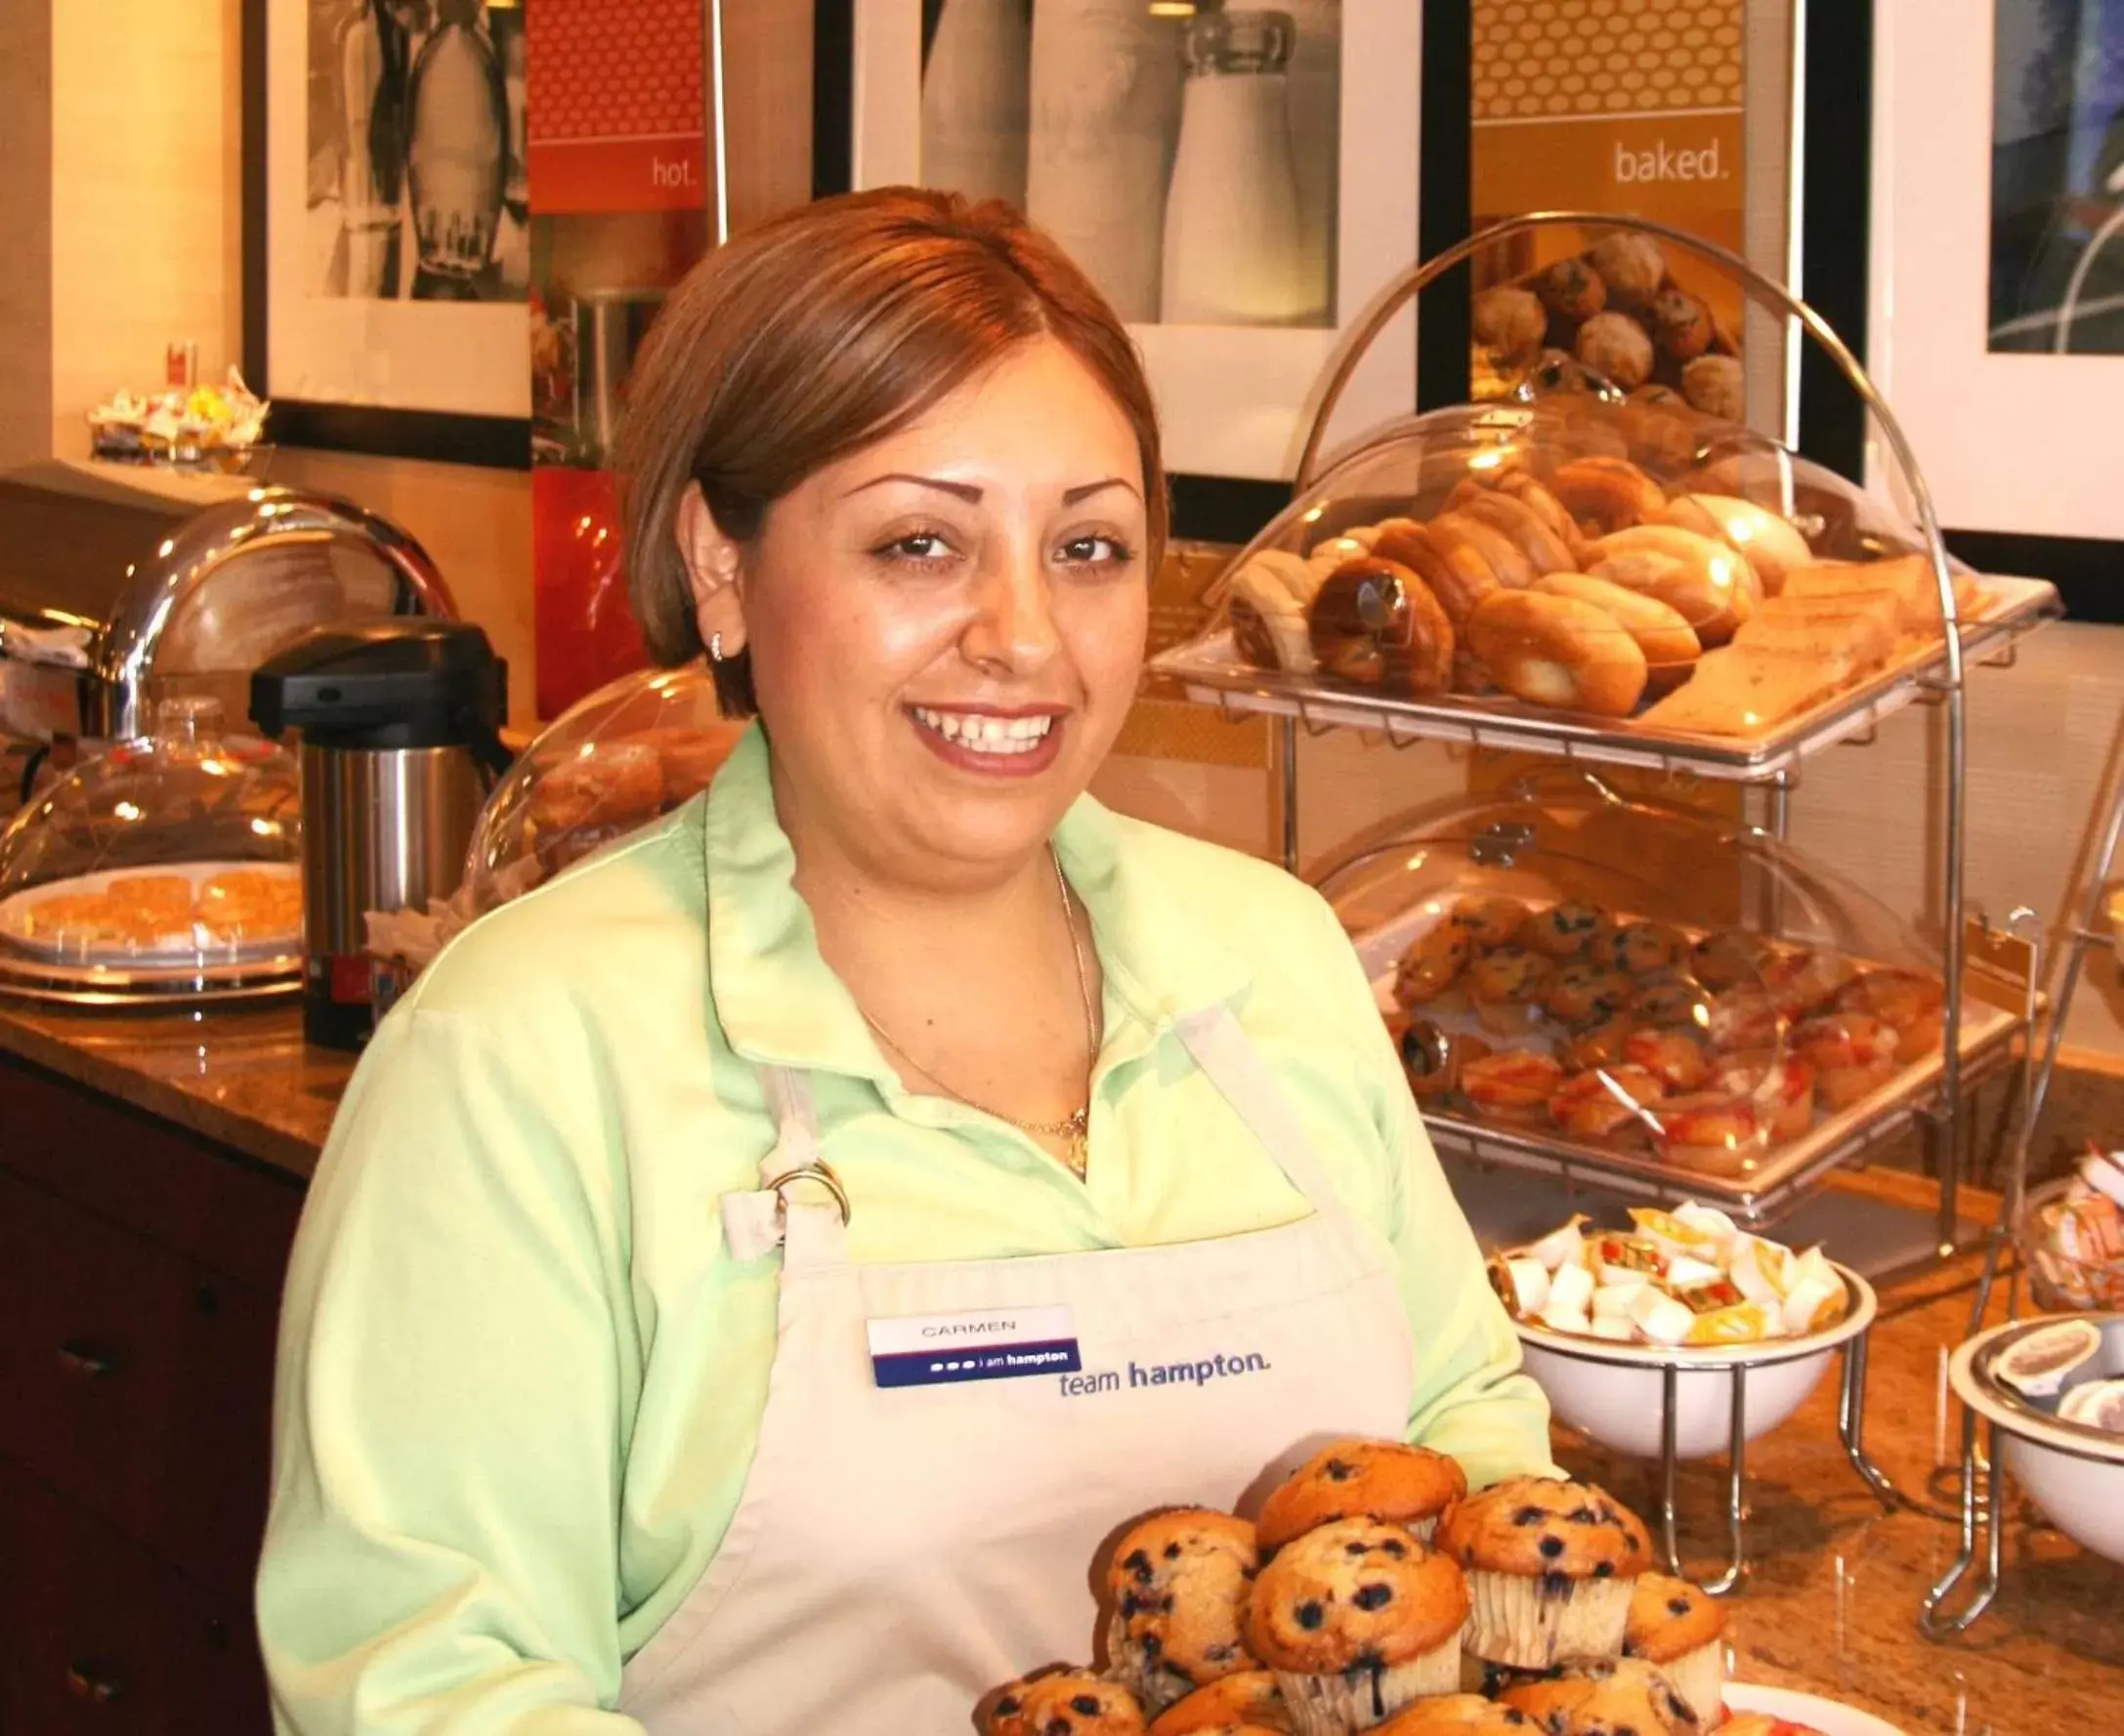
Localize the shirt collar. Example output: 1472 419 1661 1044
702 724 1253 1078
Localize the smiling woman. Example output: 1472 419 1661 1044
255 189 1555 1736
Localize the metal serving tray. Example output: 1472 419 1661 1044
1146 575 2061 784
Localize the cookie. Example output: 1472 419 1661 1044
990 1672 1148 1736
1468 947 1554 1005
1544 962 1635 1026
1257 1440 1469 1554
1453 896 1532 949
1436 1478 1650 1669
1106 1510 1261 1713
1502 1657 1705 1736
1245 1518 1470 1735
1515 901 1608 959
1395 924 1473 1006
1589 920 1685 975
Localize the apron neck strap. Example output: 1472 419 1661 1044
720 1064 850 1268
1172 1004 1346 1213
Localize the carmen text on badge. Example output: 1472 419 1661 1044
1059 1351 1272 1398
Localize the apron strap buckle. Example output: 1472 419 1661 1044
720 1161 852 1260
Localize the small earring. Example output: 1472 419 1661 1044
708 631 724 663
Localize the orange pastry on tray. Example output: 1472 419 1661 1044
1549 1064 1664 1143
1650 1092 1763 1175
1463 1050 1567 1127
1624 1027 1712 1093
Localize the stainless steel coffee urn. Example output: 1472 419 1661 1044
251 619 508 1048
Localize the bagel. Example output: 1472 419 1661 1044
1370 517 1500 632
1226 549 1323 672
1443 486 1579 575
1429 509 1538 590
1464 589 1649 717
1550 455 1668 536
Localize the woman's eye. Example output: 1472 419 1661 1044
874 530 957 567
1058 533 1134 569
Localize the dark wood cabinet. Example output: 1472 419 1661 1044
0 1054 303 1736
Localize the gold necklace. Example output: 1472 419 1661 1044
856 848 1100 1180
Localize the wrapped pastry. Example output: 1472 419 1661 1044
1228 549 1328 673
1307 556 1456 692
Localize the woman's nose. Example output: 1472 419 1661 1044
961 541 1061 672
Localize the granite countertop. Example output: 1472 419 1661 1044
0 1002 2117 1730
0 996 348 1176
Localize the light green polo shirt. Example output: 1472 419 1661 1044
258 725 1553 1735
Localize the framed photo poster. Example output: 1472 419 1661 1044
837 0 1423 486
241 0 533 465
1869 0 2124 549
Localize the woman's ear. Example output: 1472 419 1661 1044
676 484 749 658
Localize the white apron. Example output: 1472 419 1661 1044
617 1004 1419 1733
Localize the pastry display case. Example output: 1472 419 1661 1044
459 663 746 916
0 696 303 1005
1315 779 2016 1226
1147 385 2060 782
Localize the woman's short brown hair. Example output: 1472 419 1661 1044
616 188 1168 716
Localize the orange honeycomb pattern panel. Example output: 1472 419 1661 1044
1472 0 1744 121
527 0 704 143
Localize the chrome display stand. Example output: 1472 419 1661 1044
1924 752 2124 1635
1148 212 2062 1590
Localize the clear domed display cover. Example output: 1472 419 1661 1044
1313 776 2015 1218
0 697 302 1000
1148 384 2059 776
463 663 746 914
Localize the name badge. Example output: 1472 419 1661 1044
866 1305 1081 1389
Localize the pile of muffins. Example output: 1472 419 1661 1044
981 1439 1773 1736
1386 895 1947 1174
1469 233 1742 421
1220 415 1985 739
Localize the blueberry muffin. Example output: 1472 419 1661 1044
990 1671 1149 1736
1257 1440 1469 1554
1375 1696 1535 1733
1106 1510 1262 1714
1501 1658 1703 1735
1514 901 1608 960
1147 1671 1291 1736
1622 1575 1727 1724
1435 1477 1651 1669
1589 920 1685 976
1245 1517 1470 1735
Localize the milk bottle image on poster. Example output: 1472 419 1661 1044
1027 0 1184 323
1161 10 1307 326
920 0 1031 207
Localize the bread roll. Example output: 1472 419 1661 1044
1465 590 1649 717
1575 312 1655 391
1659 494 1811 595
1587 524 1760 644
1307 556 1456 692
1539 256 1607 321
1591 232 1667 311
1530 573 1701 664
1649 288 1714 360
1681 354 1744 421
1370 518 1499 632
1473 285 1549 359
1551 456 1668 536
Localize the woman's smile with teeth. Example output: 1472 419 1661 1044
909 706 1056 754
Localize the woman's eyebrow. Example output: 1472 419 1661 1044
1063 477 1139 504
840 474 1142 505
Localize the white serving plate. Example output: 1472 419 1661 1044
0 860 300 966
1724 1680 1912 1736
1948 1313 2124 1565
1513 1263 1877 1460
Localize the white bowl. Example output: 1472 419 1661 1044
1724 1681 1911 1736
1513 1263 1878 1460
1948 1313 2124 1564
